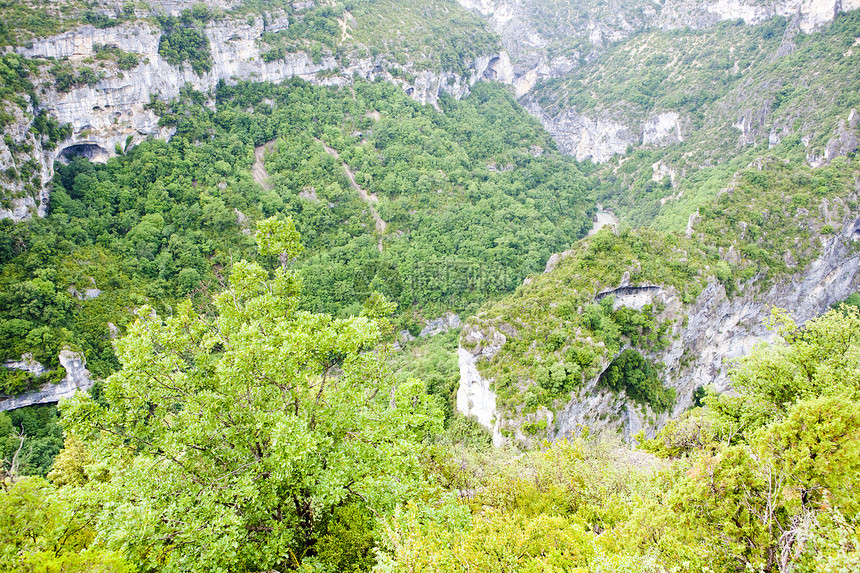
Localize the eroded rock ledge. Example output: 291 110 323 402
0 350 94 411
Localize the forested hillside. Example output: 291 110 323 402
0 79 589 378
583 11 860 229
1 0 860 571
4 228 860 572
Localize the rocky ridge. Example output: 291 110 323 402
457 184 860 444
458 0 860 164
459 0 860 91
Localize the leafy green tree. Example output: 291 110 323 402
61 219 441 572
709 306 860 442
599 349 675 413
669 307 860 571
0 477 133 572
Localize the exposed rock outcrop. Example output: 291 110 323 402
2 9 511 219
458 0 859 92
596 285 667 312
652 160 679 185
544 249 575 274
456 0 653 98
523 102 689 162
457 324 506 446
643 112 684 147
0 350 94 411
458 0 859 164
419 312 462 338
707 0 860 33
665 217 860 406
822 109 860 164
523 102 634 162
0 104 53 221
4 354 48 377
458 206 860 444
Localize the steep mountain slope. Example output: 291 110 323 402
458 0 860 93
0 77 591 411
0 0 507 219
460 1 860 223
532 13 860 228
459 156 860 444
444 0 860 442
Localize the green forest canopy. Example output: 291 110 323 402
0 79 591 379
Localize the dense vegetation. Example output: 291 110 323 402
464 155 859 437
251 0 500 74
156 6 214 75
466 227 704 430
0 403 62 477
345 0 500 75
599 348 675 413
378 307 860 571
1 3 860 572
3 266 859 572
0 78 590 379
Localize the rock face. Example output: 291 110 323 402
552 370 647 443
456 0 654 97
457 209 860 443
706 0 860 32
596 285 667 312
2 6 510 219
5 0 858 210
0 104 53 221
665 218 860 407
4 354 48 377
419 312 462 337
457 324 506 445
459 0 859 78
0 350 95 411
523 101 690 162
820 109 860 165
523 102 634 162
642 112 684 147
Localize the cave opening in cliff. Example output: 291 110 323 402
483 57 503 81
57 143 110 164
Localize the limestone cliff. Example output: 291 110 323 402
0 104 53 221
0 350 94 411
0 5 510 220
459 0 860 93
457 324 506 446
458 0 860 164
522 102 686 162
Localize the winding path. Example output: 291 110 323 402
252 140 276 190
317 140 388 242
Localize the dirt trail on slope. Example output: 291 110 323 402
317 140 387 243
252 140 276 190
